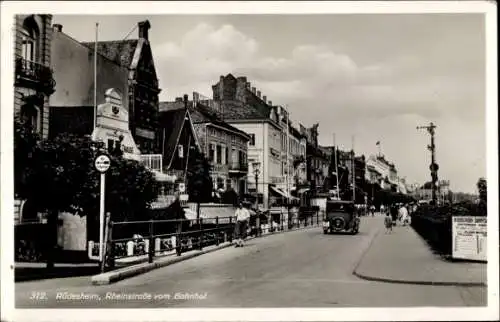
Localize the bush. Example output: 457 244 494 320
411 201 486 256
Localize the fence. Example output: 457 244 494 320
15 222 50 262
100 209 325 271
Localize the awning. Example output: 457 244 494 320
183 206 235 224
270 186 299 201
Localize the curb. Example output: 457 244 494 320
91 225 321 285
351 229 486 287
91 242 233 285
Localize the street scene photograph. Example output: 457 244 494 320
1 1 498 321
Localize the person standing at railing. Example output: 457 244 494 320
234 203 250 247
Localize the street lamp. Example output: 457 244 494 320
252 161 261 236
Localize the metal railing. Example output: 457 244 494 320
15 55 55 93
228 161 248 172
100 210 325 271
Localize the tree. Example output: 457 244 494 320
477 177 487 204
14 117 41 198
187 147 213 207
23 133 158 267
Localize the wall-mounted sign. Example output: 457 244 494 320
452 216 487 261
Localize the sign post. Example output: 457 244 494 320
94 154 111 264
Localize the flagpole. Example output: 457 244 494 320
352 135 355 203
94 22 98 130
333 133 340 200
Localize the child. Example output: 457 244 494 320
384 212 393 233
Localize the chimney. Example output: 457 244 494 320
220 75 224 83
184 94 189 108
246 82 251 89
138 20 151 40
53 24 62 32
252 87 256 94
268 100 272 106
263 95 267 103
257 90 261 98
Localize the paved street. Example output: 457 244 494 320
16 216 486 308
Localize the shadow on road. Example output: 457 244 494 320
15 265 100 282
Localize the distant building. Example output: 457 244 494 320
304 124 330 192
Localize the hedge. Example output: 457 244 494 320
410 201 486 256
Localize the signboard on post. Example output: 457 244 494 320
452 216 487 261
94 153 111 263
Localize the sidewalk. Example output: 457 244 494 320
353 218 487 286
15 262 100 282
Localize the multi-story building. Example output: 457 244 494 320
14 14 56 223
161 93 251 196
304 124 330 192
82 20 161 154
366 154 398 191
412 180 451 204
14 14 56 140
206 74 298 208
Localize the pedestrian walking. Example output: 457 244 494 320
390 204 398 226
234 203 250 247
384 212 393 233
399 203 409 226
370 205 376 217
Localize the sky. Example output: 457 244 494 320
52 13 487 193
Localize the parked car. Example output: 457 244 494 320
322 200 360 234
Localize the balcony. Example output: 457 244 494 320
140 154 163 172
15 56 55 95
228 161 248 175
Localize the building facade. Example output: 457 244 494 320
49 23 129 137
14 14 56 140
304 124 330 192
83 20 161 154
207 74 297 208
161 95 250 196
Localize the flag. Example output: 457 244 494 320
376 141 380 145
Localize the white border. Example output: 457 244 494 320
1 1 498 322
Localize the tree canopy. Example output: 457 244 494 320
186 147 213 203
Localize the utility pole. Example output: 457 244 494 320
417 122 439 205
352 135 355 203
333 133 340 200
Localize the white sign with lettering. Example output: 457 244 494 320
452 216 487 261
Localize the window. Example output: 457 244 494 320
225 146 229 165
21 17 39 62
249 134 255 146
216 144 222 164
20 104 40 133
209 143 215 162
178 145 184 158
232 147 237 164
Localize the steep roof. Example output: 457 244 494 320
82 39 139 68
219 100 271 121
192 102 250 140
159 108 193 169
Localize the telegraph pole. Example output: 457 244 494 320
417 122 439 205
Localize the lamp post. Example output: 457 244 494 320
253 162 261 236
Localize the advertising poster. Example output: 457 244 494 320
452 216 487 261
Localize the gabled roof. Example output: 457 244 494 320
82 39 139 68
159 107 200 169
159 108 188 169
